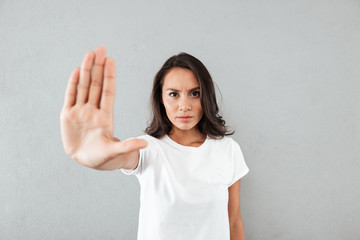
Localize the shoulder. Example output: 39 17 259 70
208 136 243 154
208 135 237 146
134 134 163 149
134 134 160 141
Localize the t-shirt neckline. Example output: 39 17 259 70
163 134 209 151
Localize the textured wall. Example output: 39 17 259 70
0 0 359 239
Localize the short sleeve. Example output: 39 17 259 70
119 135 149 176
228 139 249 187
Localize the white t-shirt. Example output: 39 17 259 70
120 134 249 240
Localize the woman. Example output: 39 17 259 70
60 46 249 240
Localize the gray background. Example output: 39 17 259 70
0 0 359 239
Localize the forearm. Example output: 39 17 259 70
230 222 245 240
95 150 139 171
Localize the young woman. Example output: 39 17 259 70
60 46 249 240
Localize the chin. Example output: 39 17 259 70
174 123 199 131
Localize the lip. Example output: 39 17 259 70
177 116 193 121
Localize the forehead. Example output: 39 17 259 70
162 67 199 89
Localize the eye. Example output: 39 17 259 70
191 91 200 97
169 92 178 97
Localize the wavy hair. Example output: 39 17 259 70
144 52 234 139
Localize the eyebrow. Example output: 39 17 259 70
166 87 200 92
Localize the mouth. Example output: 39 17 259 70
177 116 193 121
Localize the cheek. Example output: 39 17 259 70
163 100 175 114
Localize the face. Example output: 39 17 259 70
161 67 203 135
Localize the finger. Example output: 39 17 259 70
111 139 148 154
88 46 106 107
101 57 116 113
76 51 95 105
63 67 80 109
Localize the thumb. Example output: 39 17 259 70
111 138 148 154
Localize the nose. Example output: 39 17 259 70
179 96 191 111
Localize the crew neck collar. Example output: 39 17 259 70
163 134 209 151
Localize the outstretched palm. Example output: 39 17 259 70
60 46 147 168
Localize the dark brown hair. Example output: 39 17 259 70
144 52 234 139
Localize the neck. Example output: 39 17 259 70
168 127 206 146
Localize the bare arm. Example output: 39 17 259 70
228 179 245 240
94 138 140 171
